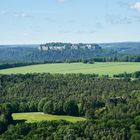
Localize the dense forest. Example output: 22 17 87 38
0 73 140 139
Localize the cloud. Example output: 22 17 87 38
59 30 72 34
0 10 33 18
45 17 55 22
23 33 29 36
57 0 68 3
75 30 96 34
132 15 140 22
65 19 75 23
13 12 33 18
105 15 132 25
0 10 8 15
130 2 140 12
31 26 41 33
59 29 96 35
117 1 131 8
57 0 72 3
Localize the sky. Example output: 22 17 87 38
0 0 140 44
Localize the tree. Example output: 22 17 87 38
135 116 140 130
131 132 140 140
0 103 13 134
53 101 64 115
0 121 6 134
18 103 29 112
43 101 53 114
28 102 37 112
85 109 95 119
132 71 140 79
38 98 46 112
2 103 13 124
63 100 79 116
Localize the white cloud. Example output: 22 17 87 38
13 12 33 18
0 10 8 15
23 33 29 36
0 10 33 18
105 15 132 25
76 30 96 34
130 2 140 12
57 0 68 3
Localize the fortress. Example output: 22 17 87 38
39 43 102 51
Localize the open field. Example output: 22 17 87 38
0 62 140 76
12 112 86 123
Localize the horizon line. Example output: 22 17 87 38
0 41 140 46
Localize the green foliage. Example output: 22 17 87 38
1 120 139 140
0 103 13 134
85 109 95 119
43 101 53 114
131 131 140 140
38 98 46 112
63 100 79 116
53 101 64 115
0 73 140 139
134 116 140 130
132 71 140 79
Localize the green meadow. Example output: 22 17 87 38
12 112 86 123
0 62 140 76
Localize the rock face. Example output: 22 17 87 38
38 43 102 51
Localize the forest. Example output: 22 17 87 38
0 73 140 139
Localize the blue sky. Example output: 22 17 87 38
0 0 140 44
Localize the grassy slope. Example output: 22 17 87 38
12 112 86 123
0 62 140 76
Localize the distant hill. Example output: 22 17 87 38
100 42 140 55
0 43 105 63
100 42 140 48
0 44 39 48
0 42 140 63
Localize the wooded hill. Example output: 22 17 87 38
0 42 140 63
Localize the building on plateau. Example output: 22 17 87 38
39 44 66 51
39 43 102 51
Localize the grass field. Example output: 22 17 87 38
0 62 140 76
12 112 86 123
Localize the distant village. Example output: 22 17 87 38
39 43 102 51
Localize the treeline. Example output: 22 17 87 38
82 55 140 63
0 63 39 70
46 55 140 63
39 99 79 116
113 71 140 79
0 56 140 71
0 61 60 70
1 56 140 71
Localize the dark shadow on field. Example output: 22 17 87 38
13 119 26 125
